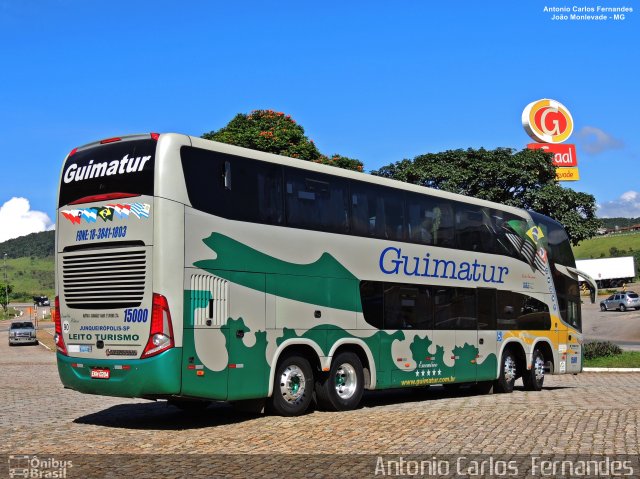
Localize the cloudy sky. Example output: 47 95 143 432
0 1 638 241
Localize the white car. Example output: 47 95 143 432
8 321 38 346
600 291 640 311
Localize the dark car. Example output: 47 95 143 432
8 321 38 346
600 291 640 311
33 295 50 307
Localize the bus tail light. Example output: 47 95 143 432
53 296 67 355
68 192 140 205
99 137 122 144
141 294 174 359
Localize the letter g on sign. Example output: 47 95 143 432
522 99 573 144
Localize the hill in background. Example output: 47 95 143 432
1 231 55 301
600 217 640 229
0 230 55 259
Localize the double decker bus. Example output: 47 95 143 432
54 133 597 416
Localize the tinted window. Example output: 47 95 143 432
351 183 404 241
434 288 477 330
529 211 575 268
285 169 349 233
181 147 284 225
477 289 496 330
496 291 550 330
383 284 433 330
491 210 524 258
361 281 433 330
456 204 495 253
406 193 438 245
360 281 383 329
362 282 549 331
628 293 638 299
59 139 156 207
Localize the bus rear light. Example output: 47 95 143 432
68 147 78 158
53 296 67 356
99 137 122 144
141 293 174 359
68 192 140 205
150 133 160 141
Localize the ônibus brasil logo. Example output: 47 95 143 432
522 99 573 144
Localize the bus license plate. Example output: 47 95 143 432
90 368 110 379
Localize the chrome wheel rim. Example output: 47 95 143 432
503 356 516 383
334 363 357 399
533 355 545 383
279 365 306 404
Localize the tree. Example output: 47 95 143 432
202 110 363 172
0 282 13 312
372 147 600 245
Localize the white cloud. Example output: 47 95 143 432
0 197 55 243
576 126 624 154
597 191 640 218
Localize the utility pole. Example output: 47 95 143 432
3 253 7 315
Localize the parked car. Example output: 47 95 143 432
32 295 50 306
8 321 38 346
600 291 640 311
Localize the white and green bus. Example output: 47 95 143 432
55 133 596 416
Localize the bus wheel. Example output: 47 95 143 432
494 350 517 393
316 352 364 411
523 349 545 391
270 355 314 417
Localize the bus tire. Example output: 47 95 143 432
523 349 545 391
494 349 517 394
270 354 314 417
316 352 364 411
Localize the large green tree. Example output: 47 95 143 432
373 147 600 245
202 110 363 172
0 282 13 312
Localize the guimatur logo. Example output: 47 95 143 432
63 154 152 183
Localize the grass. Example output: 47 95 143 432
573 232 640 259
584 351 640 368
0 307 20 321
3 256 54 301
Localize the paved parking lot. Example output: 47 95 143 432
582 298 640 350
1 325 639 477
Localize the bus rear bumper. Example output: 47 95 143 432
56 348 182 398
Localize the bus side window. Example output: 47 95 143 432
284 168 349 234
351 183 404 241
432 203 455 248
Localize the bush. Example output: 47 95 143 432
583 341 623 360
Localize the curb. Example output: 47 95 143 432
583 367 640 372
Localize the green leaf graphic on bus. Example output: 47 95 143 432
195 233 361 312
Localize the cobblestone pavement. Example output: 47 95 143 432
0 333 640 454
1 330 639 459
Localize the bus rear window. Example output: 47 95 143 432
59 139 156 207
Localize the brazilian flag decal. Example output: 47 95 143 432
97 206 114 222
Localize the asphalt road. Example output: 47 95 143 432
581 297 640 350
